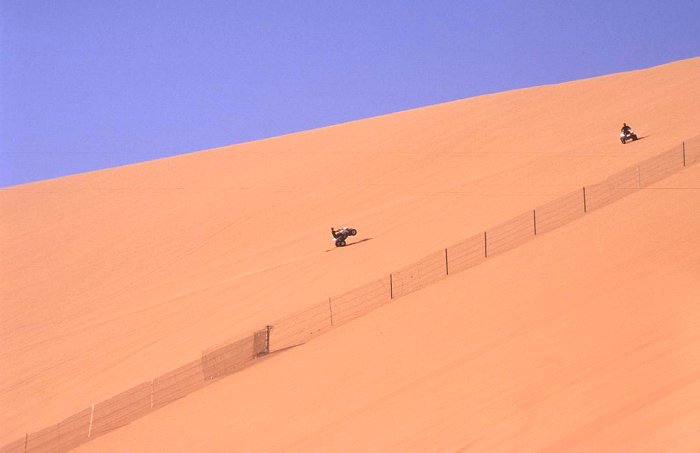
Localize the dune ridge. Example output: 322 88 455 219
3 134 698 452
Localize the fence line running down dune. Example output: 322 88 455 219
3 136 699 453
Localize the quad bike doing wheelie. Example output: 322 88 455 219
331 227 357 247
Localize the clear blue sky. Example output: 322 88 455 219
2 0 699 187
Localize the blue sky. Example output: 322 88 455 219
2 1 699 187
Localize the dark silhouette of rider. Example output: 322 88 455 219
331 227 347 240
621 123 632 134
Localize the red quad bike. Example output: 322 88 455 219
331 227 357 247
620 129 638 144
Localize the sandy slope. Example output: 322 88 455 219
1 57 700 446
78 163 700 452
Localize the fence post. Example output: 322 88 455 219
88 403 95 438
533 209 537 235
389 274 394 300
265 325 272 354
444 248 449 275
683 141 686 167
583 186 587 213
24 433 28 453
328 298 334 326
484 232 488 258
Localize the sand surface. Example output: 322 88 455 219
2 57 700 448
78 164 700 452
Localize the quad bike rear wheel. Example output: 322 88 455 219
336 239 346 247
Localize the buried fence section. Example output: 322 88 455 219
485 211 535 257
330 277 392 327
534 189 586 235
685 135 700 166
88 382 152 440
152 358 207 410
390 250 447 299
51 407 93 452
446 233 487 275
253 326 271 357
584 166 639 212
201 335 256 381
25 424 58 453
269 301 333 352
638 145 685 187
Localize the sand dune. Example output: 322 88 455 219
77 165 700 452
1 57 700 449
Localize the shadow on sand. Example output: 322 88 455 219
324 237 374 252
624 134 649 144
345 237 373 247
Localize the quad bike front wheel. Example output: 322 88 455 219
349 229 357 236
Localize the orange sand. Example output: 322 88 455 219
78 165 700 452
2 57 700 449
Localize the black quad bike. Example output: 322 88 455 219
331 227 357 247
620 129 638 144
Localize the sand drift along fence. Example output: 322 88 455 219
4 328 270 453
3 136 699 452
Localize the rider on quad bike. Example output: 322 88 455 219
620 123 638 144
331 227 357 247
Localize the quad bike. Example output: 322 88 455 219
620 129 638 144
331 227 357 247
